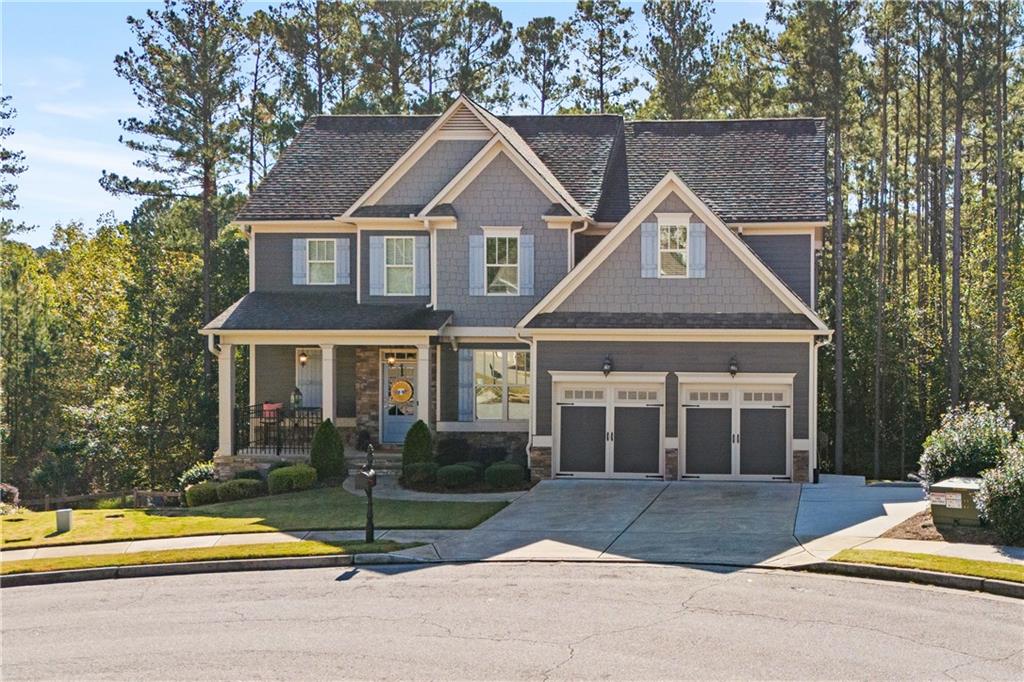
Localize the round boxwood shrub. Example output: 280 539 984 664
403 420 433 467
484 462 525 489
456 460 485 480
185 480 220 507
976 445 1024 545
403 462 438 486
310 420 345 480
436 464 476 489
436 437 471 466
267 464 317 495
216 478 264 502
178 461 214 491
234 469 263 481
919 403 1016 483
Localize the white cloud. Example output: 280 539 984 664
13 131 140 173
37 101 131 121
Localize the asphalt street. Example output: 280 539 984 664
2 563 1022 680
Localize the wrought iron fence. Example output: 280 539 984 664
234 404 322 456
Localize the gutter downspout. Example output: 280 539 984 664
568 220 589 271
515 326 537 478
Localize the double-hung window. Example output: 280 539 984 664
485 229 519 295
384 236 415 295
659 223 689 278
307 239 336 285
474 350 530 420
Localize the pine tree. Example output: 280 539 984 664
447 0 513 107
515 17 571 114
569 0 639 113
360 0 423 113
704 20 781 118
641 0 715 119
0 94 28 237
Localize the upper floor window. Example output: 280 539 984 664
385 236 415 295
307 239 336 285
474 350 530 420
485 228 519 295
659 224 689 277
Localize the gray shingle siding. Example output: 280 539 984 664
379 139 486 206
743 234 813 307
557 196 789 315
438 153 568 326
254 233 355 293
534 341 809 439
359 229 431 307
254 345 356 417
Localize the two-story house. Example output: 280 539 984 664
202 96 831 483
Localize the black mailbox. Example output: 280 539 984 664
355 468 377 491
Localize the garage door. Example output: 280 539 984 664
681 384 791 480
555 383 664 478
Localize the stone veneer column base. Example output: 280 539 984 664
793 450 810 483
354 346 380 444
664 448 679 480
529 446 552 481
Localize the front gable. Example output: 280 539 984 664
378 139 487 207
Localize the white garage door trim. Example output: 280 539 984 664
675 372 794 481
550 371 667 479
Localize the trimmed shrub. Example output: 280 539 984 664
403 462 438 486
178 461 215 490
456 460 485 480
403 420 433 466
976 445 1024 545
920 403 1016 483
310 420 346 480
474 446 508 467
216 479 264 502
436 437 471 466
485 462 526 489
267 460 292 473
436 464 476 489
185 481 220 507
268 464 318 495
234 469 263 481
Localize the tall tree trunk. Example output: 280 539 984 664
873 27 889 480
950 2 964 407
830 4 846 475
995 0 1007 370
202 158 215 456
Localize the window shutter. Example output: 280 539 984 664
689 223 706 278
414 235 430 296
368 236 384 295
335 238 350 285
469 235 485 295
458 349 474 421
292 239 308 285
640 222 658 278
519 234 534 296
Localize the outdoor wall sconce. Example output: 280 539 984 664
602 355 613 376
728 356 739 377
298 350 308 366
386 355 397 367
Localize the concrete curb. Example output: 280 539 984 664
0 553 431 589
797 561 1024 599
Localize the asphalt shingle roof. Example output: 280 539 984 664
236 112 826 225
205 292 452 331
527 312 818 330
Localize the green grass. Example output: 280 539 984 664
1 486 506 549
0 540 414 575
832 549 1024 584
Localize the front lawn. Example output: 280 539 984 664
832 549 1024 584
1 486 506 549
0 539 413 575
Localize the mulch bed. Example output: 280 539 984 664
882 510 1002 545
400 479 535 495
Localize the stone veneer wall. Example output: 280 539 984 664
528 446 552 481
793 450 809 483
355 346 380 443
664 449 679 480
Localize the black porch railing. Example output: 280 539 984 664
234 404 322 456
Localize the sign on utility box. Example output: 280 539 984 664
930 477 982 527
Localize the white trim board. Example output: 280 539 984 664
517 171 830 332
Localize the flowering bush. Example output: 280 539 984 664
919 403 1016 483
976 444 1024 546
178 461 215 490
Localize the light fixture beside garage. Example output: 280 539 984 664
602 355 613 376
728 356 739 377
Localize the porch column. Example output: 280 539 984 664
320 343 335 425
416 342 430 423
217 343 235 455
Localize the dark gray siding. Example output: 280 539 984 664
574 233 604 265
557 195 789 314
254 344 356 417
379 139 487 206
535 341 809 439
438 341 530 422
437 153 569 326
254 233 355 293
742 234 813 307
359 229 431 306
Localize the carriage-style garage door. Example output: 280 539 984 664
554 379 665 479
680 382 792 480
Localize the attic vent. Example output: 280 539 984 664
442 106 490 136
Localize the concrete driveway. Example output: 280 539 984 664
427 477 926 567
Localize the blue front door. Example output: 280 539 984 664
381 353 417 444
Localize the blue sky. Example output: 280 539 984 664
3 1 769 247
